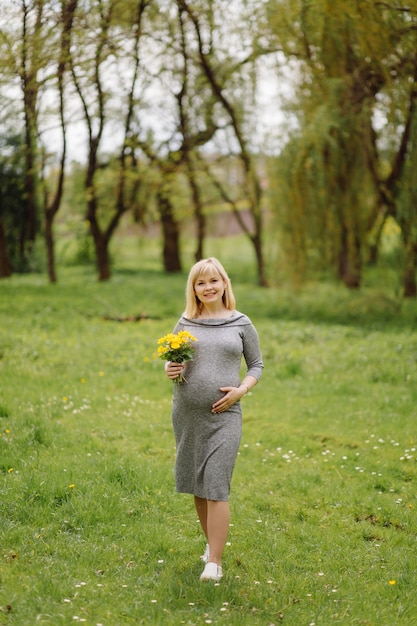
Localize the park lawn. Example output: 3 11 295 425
0 258 416 625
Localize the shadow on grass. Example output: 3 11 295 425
238 282 417 331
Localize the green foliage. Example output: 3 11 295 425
267 0 417 290
0 134 27 272
0 251 416 624
60 219 96 267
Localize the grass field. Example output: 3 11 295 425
1 238 417 625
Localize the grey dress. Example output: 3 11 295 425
171 311 263 501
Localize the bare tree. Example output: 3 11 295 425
0 0 71 276
41 0 78 283
177 0 268 286
70 0 151 280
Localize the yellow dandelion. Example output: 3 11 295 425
81 378 86 384
99 371 105 377
8 468 14 473
63 397 68 402
389 580 396 585
69 484 75 489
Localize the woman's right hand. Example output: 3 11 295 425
164 361 185 380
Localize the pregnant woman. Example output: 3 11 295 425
164 257 263 581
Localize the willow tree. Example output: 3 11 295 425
372 6 417 297
267 0 417 291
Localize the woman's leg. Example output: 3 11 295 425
194 495 208 539
194 497 230 566
206 500 230 565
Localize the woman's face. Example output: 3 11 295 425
194 268 226 306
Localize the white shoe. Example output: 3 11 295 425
200 562 223 582
200 544 210 563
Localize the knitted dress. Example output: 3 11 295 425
171 311 263 501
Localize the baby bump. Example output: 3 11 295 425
174 371 236 411
174 379 221 412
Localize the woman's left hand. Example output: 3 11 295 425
211 386 245 413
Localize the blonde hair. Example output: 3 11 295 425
184 257 236 319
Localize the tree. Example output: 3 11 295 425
267 1 383 286
0 0 46 267
369 6 417 297
0 0 75 279
267 0 417 293
70 0 151 280
42 0 78 283
20 0 43 260
133 136 183 272
177 0 269 286
175 2 214 262
129 1 221 270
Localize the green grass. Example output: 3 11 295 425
0 243 416 625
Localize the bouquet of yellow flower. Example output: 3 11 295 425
157 330 197 383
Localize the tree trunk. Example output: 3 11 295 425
338 224 361 289
45 215 56 283
178 0 267 286
402 238 417 298
251 229 267 287
194 209 205 262
20 2 41 265
20 106 38 267
43 0 78 284
367 205 389 266
22 135 38 255
158 191 182 272
187 165 205 262
0 216 12 278
87 199 111 281
94 232 111 281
